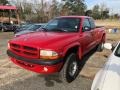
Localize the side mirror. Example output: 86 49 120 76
83 26 91 31
104 43 112 50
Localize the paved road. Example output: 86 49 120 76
0 32 111 90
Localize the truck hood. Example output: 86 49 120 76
10 31 79 49
15 30 35 37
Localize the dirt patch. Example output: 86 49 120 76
95 20 120 29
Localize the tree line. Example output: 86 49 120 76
0 0 119 23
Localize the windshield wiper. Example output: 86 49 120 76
50 28 68 32
41 27 48 31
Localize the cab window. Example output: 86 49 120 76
82 18 91 32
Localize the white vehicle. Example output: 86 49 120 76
91 41 120 90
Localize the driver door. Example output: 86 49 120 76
82 18 93 54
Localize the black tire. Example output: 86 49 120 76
60 53 79 83
97 37 105 52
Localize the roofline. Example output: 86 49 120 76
55 16 91 19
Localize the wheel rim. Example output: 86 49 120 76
68 61 78 77
101 42 104 49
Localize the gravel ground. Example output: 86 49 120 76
0 32 119 90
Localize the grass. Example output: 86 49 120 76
106 33 120 42
95 19 120 29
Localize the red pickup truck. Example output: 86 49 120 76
7 16 106 83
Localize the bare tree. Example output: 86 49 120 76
99 3 109 19
0 0 9 5
49 0 59 19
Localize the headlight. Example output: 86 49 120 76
40 50 59 60
14 34 19 37
8 43 10 49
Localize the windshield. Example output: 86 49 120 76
43 18 80 32
115 43 120 57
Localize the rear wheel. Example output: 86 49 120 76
60 53 79 83
97 36 105 52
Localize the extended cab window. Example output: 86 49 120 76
43 18 81 32
82 18 91 32
115 43 120 57
89 18 95 29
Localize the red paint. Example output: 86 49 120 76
8 16 106 74
0 5 16 10
10 57 63 74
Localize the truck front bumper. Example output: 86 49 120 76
7 50 64 74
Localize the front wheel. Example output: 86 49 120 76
97 40 104 52
60 53 79 83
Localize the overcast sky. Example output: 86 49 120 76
85 0 120 14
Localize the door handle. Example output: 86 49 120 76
90 31 94 35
